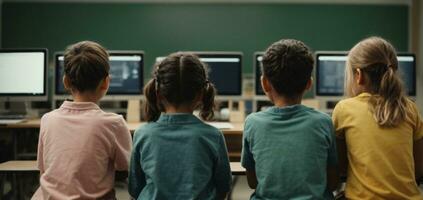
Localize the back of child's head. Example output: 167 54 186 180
64 41 110 93
261 39 314 98
144 52 216 122
346 36 409 127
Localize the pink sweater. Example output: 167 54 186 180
32 101 132 200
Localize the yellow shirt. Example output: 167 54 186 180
333 93 423 200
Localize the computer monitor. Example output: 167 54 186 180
155 52 243 97
0 49 48 101
315 52 416 97
397 54 416 96
254 52 265 96
54 51 144 100
315 52 348 97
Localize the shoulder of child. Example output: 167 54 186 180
406 98 419 111
332 98 354 115
304 106 333 126
40 108 62 123
245 110 267 124
405 98 422 119
98 113 129 135
199 121 223 137
101 112 126 125
134 120 160 138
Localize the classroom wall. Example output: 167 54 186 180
1 1 410 98
417 0 423 110
2 2 409 72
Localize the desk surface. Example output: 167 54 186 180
1 119 244 135
0 160 38 171
230 162 245 175
0 160 246 175
0 119 42 129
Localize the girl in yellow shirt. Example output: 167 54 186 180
332 36 423 200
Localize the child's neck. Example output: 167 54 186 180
272 95 302 108
72 92 101 104
164 105 194 114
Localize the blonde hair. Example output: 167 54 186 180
345 36 410 127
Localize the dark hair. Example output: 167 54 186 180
261 39 314 97
63 41 110 93
144 52 216 122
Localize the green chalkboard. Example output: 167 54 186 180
2 2 409 98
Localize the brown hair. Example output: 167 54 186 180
144 52 216 122
345 36 410 127
261 39 314 98
63 41 110 93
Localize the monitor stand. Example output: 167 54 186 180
0 101 37 119
126 100 141 123
228 100 245 123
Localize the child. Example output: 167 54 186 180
333 36 423 199
128 52 232 200
241 39 339 199
32 41 132 199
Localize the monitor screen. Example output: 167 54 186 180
156 53 243 96
55 52 144 95
397 55 416 96
254 53 265 95
0 50 47 96
316 53 416 96
315 54 347 96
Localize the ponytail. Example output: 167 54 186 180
370 67 408 127
346 36 411 127
143 79 161 122
199 82 216 120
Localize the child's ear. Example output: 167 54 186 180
261 75 272 94
99 75 110 91
63 75 71 90
355 68 365 85
305 77 313 91
193 91 204 109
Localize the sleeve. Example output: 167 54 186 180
113 116 132 171
412 103 423 141
241 117 255 170
332 102 346 139
326 118 338 167
37 115 47 174
128 130 146 198
213 131 232 194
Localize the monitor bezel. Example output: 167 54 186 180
397 53 416 97
0 49 48 102
315 51 349 98
187 51 244 98
253 52 265 97
53 50 144 100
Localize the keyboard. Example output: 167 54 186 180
0 114 26 125
0 114 26 120
207 122 234 130
0 119 25 125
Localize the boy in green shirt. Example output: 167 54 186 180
241 39 338 200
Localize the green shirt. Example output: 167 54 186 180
241 105 337 200
129 113 232 200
